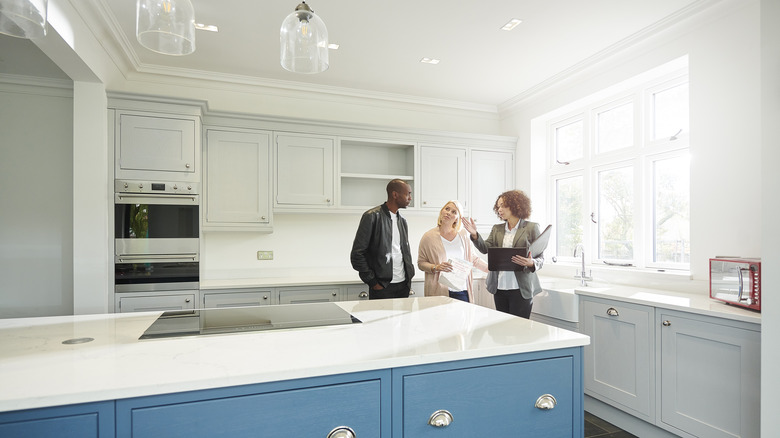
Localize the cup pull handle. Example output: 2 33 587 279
606 307 619 316
535 394 557 410
428 409 454 427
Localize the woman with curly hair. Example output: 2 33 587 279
463 190 544 318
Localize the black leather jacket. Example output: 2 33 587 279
350 203 415 289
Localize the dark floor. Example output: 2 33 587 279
585 411 638 438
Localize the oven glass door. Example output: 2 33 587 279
115 261 199 287
115 194 199 260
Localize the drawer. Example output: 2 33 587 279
402 357 573 437
120 379 381 437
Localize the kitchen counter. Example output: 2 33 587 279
572 283 761 324
0 296 588 413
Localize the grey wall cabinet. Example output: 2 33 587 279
203 129 272 231
275 133 335 208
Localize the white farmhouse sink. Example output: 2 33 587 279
534 279 610 323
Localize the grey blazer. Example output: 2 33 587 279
471 220 544 299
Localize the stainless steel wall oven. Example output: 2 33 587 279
114 180 200 311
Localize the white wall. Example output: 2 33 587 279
500 0 760 285
760 0 780 434
203 212 437 280
0 80 74 318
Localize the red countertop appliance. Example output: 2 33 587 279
709 257 761 311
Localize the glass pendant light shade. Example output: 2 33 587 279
280 1 329 74
136 0 196 56
0 0 48 39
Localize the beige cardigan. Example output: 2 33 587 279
417 227 489 302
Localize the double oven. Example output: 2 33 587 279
114 180 200 312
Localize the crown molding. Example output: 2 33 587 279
0 73 73 97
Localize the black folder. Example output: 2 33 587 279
486 225 552 271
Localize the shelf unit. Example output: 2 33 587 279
339 138 415 208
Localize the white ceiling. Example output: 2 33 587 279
2 0 712 109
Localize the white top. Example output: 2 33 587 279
441 235 467 291
389 211 406 283
0 297 588 413
498 221 521 290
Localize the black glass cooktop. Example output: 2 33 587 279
140 302 361 339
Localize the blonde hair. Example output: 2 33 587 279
437 201 463 231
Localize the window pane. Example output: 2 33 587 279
654 156 690 263
555 176 583 257
597 102 633 153
555 120 583 163
653 83 689 140
598 167 633 260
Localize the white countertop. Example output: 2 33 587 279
573 284 761 324
0 297 588 413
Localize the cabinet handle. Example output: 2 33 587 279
410 290 416 295
261 216 266 220
326 426 356 438
263 295 268 300
606 307 619 316
535 394 557 410
423 201 427 205
332 292 337 296
358 292 368 298
185 298 191 303
326 198 331 203
185 163 190 169
428 409 454 427
662 320 671 326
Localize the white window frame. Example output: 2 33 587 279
547 69 689 271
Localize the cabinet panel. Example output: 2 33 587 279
121 380 382 438
278 286 341 304
345 285 370 301
470 150 514 227
116 113 198 180
276 134 334 206
402 357 574 437
116 293 197 313
658 311 760 438
202 290 274 308
0 401 114 438
204 129 271 229
581 297 654 420
339 139 415 208
419 146 466 210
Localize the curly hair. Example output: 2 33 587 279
493 190 532 220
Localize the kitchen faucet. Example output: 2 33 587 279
573 243 592 286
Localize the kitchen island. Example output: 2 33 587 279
0 297 589 437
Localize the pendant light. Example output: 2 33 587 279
136 0 196 56
280 1 329 74
0 0 48 39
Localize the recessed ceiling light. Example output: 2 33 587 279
328 43 340 50
500 18 522 31
420 57 440 65
194 23 219 32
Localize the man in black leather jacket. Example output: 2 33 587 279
350 179 415 299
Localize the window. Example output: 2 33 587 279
548 72 689 270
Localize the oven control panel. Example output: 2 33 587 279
115 180 200 195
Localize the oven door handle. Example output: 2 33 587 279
115 193 198 204
737 267 747 301
117 253 198 262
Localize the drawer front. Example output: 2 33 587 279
402 357 574 437
123 380 381 437
0 402 114 438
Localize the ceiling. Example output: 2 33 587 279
3 0 711 109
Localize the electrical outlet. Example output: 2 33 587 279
257 250 273 260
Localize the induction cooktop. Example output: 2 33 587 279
140 302 361 339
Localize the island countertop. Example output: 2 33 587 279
0 297 588 413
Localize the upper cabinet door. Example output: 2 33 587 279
116 112 199 182
470 150 514 226
419 146 467 210
275 134 334 207
204 129 271 230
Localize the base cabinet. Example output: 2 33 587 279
115 293 197 313
657 310 760 438
1 349 583 438
580 297 654 421
581 295 761 438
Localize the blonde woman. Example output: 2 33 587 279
417 201 488 302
